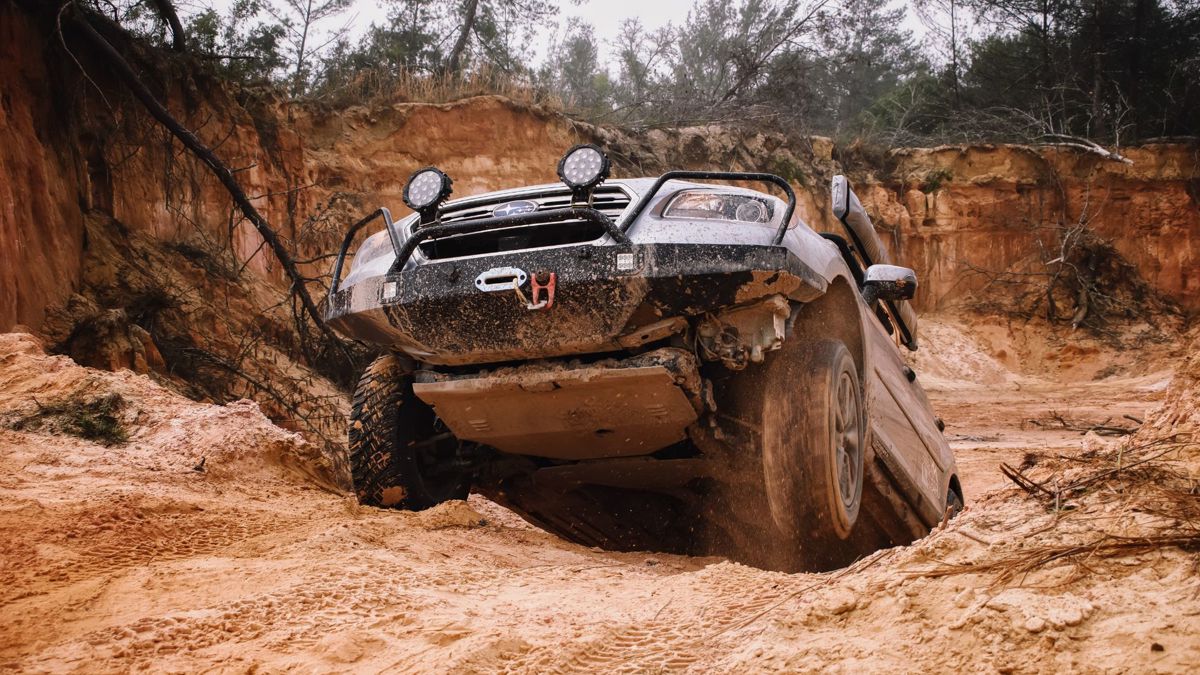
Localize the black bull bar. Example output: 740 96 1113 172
328 171 798 296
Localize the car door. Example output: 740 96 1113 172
861 304 949 526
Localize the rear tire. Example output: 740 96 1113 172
946 485 965 519
347 354 470 510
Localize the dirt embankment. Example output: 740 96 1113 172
1 0 1195 454
0 3 352 445
1 322 1197 672
3 0 1198 339
855 145 1200 313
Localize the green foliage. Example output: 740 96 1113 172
541 19 611 113
345 0 445 74
770 157 808 186
10 393 130 447
955 0 1200 140
607 18 674 125
468 0 558 73
311 0 557 98
97 0 1200 142
187 1 286 85
272 0 356 94
669 0 813 121
919 168 953 194
810 0 922 134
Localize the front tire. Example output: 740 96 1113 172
347 354 470 510
762 339 865 546
718 338 866 571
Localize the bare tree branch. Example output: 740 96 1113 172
1039 133 1134 164
68 5 351 365
717 0 832 104
147 0 186 52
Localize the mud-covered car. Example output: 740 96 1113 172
326 145 961 571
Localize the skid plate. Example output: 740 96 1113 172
413 365 698 459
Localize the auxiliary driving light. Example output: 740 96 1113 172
403 167 453 223
557 144 611 202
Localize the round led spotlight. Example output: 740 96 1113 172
403 167 453 220
557 144 611 191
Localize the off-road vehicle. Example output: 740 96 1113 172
326 145 961 571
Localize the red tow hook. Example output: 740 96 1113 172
527 272 556 310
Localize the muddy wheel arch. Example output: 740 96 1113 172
788 276 867 379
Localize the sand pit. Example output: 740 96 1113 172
0 323 1197 672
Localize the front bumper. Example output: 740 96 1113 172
326 243 827 366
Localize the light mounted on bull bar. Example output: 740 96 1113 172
557 144 611 204
326 155 801 296
403 166 453 225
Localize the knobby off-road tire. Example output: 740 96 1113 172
347 354 470 510
947 487 965 519
762 339 865 546
720 338 866 571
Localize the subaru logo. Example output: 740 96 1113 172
492 200 539 218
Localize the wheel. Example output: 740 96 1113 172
762 339 865 544
347 354 470 510
716 338 866 570
946 484 964 519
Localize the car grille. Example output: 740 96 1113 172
416 185 632 260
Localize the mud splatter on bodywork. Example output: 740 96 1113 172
327 243 825 366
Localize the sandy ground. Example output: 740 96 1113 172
1 322 1197 673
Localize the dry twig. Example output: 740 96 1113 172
916 534 1200 585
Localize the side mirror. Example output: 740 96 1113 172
862 264 917 305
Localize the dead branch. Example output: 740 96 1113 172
928 434 1199 585
1000 463 1058 499
914 533 1200 584
68 7 350 366
1027 411 1140 437
195 53 263 61
147 0 186 52
182 346 337 434
1059 437 1193 494
1039 133 1133 164
1005 436 1193 507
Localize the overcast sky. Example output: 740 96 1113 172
190 0 927 69
190 0 703 59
